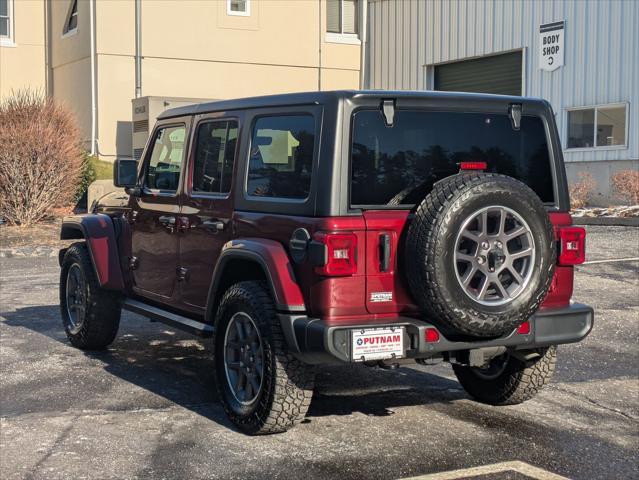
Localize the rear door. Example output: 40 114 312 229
130 120 189 300
178 114 240 311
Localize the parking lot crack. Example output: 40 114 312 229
552 385 639 422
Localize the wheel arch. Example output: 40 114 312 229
59 214 125 291
206 239 306 325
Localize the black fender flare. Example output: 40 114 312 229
60 214 125 290
205 239 307 351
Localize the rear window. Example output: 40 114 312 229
247 115 315 200
350 110 554 206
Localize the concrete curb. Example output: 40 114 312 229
573 217 639 227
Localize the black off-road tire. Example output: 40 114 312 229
453 346 557 405
59 242 121 350
213 281 315 435
405 173 556 338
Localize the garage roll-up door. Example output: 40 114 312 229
434 51 522 96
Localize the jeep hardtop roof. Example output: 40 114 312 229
157 90 552 120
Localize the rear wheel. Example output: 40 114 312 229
59 242 121 350
213 281 315 435
453 346 557 405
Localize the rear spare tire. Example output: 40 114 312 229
405 173 556 338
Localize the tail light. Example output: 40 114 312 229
314 232 358 276
558 226 586 265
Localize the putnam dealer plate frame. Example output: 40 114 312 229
351 327 405 362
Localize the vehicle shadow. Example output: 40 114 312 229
2 305 465 425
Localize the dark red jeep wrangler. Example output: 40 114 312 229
59 91 593 434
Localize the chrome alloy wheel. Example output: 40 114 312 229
454 206 536 306
223 312 265 405
65 263 87 334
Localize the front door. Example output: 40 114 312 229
178 117 239 311
130 122 188 300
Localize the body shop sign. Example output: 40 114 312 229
539 20 564 71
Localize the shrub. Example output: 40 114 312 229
74 153 98 204
0 89 84 225
569 172 596 209
611 170 639 205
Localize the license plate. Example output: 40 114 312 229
351 327 405 362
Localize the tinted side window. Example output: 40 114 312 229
247 115 315 199
193 120 238 194
145 125 186 192
351 111 554 205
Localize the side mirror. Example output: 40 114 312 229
113 158 138 188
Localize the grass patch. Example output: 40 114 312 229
90 157 113 180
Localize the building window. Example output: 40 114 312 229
0 0 14 45
227 0 250 17
63 0 78 36
567 104 628 149
327 0 358 36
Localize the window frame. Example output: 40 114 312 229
189 117 240 200
142 122 188 197
326 0 360 44
62 0 78 38
347 107 558 210
0 0 15 47
226 0 250 17
565 102 629 152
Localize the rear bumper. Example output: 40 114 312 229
279 303 594 365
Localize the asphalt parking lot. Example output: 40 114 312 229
1 226 637 480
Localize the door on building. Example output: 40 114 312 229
178 115 239 312
130 121 189 301
434 50 523 96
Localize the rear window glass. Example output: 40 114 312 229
351 110 554 206
247 115 315 200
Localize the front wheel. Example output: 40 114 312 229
453 346 557 405
213 281 315 435
59 242 121 350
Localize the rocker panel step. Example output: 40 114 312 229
122 298 214 337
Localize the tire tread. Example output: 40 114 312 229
213 281 314 435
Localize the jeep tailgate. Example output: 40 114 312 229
363 210 419 314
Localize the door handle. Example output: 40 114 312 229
158 215 177 233
200 219 226 232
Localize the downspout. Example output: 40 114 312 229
359 0 367 89
318 0 322 91
89 0 96 155
135 0 142 98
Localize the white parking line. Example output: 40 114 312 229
582 257 639 265
399 460 570 480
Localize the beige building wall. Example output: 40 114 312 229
0 0 47 99
93 0 361 159
49 0 92 148
4 0 361 159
